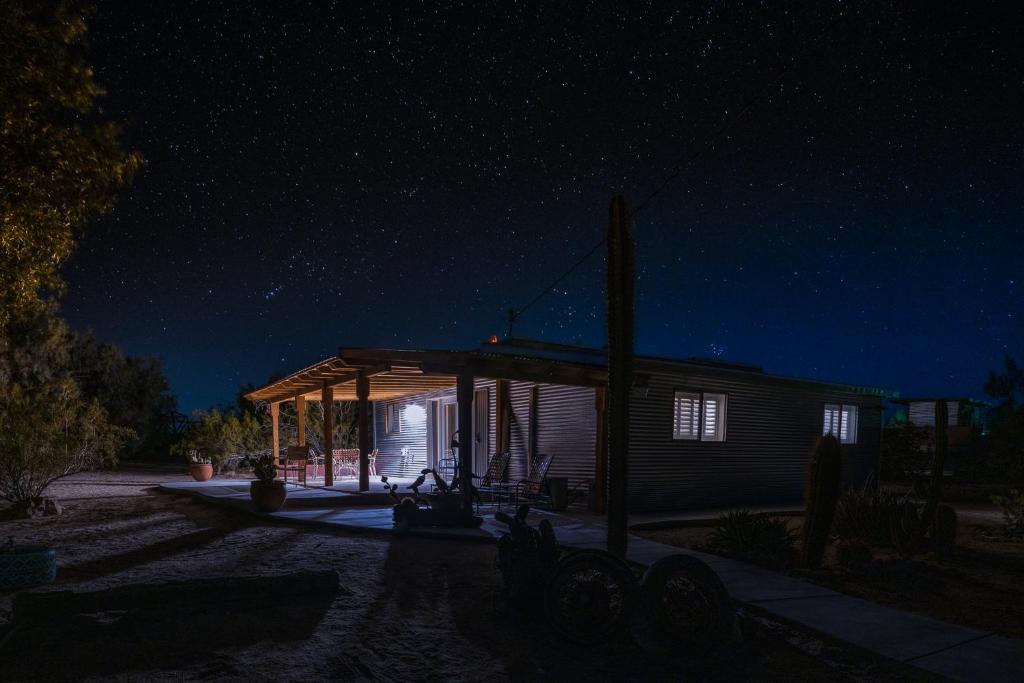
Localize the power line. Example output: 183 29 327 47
506 10 847 334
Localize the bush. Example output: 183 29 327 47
881 422 933 481
833 482 902 547
991 489 1024 538
172 409 267 472
931 504 958 553
706 510 798 567
889 501 924 559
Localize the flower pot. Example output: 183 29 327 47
189 463 214 482
250 480 287 512
0 545 57 590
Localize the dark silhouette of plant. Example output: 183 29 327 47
991 489 1024 538
984 355 1024 488
800 435 842 568
931 504 958 553
920 400 949 543
706 510 797 567
833 480 902 547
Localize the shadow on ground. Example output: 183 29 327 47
0 572 343 679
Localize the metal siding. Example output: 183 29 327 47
507 381 533 481
373 395 429 477
908 401 959 427
627 370 883 512
536 384 596 493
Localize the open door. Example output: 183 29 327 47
473 388 490 477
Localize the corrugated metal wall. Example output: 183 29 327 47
908 401 959 427
373 394 430 477
627 365 883 511
507 381 533 481
536 384 597 492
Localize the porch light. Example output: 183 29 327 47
403 403 426 425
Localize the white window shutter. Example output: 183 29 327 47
673 392 700 439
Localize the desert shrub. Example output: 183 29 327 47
835 539 873 571
991 489 1024 538
931 504 958 552
881 421 933 481
172 409 267 472
833 482 902 547
0 307 130 506
706 510 798 567
889 501 924 559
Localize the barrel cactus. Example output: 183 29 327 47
800 435 843 569
931 503 958 553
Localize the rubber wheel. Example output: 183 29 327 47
544 549 638 644
640 554 732 649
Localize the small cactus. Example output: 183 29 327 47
931 504 958 553
890 502 923 559
800 435 843 569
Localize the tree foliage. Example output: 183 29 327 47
0 305 129 505
984 355 1024 488
172 409 267 472
0 0 141 324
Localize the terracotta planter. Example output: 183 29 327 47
189 463 214 482
250 480 287 512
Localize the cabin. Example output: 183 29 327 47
245 339 889 512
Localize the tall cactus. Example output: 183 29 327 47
801 435 843 568
606 195 635 560
921 399 949 542
932 503 958 553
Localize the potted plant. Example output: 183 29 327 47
188 451 214 482
246 453 287 512
0 537 57 590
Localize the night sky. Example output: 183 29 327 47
62 2 1022 413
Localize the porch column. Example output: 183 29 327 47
357 373 370 492
495 379 511 457
457 373 475 513
295 395 306 447
270 402 280 466
322 381 334 488
593 387 607 513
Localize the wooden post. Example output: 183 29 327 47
457 373 475 514
270 402 280 466
606 195 635 560
357 373 370 492
495 379 511 456
527 384 539 473
322 382 334 488
295 395 306 446
593 386 608 513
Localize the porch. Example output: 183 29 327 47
244 345 608 508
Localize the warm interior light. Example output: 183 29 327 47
489 334 499 344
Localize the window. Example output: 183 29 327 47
823 404 858 444
385 402 401 435
673 391 727 441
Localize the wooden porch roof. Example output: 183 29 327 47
244 346 608 404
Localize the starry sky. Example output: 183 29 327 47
62 2 1022 413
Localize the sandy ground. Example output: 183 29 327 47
0 468 910 682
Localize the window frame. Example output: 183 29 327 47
672 388 728 442
822 402 858 444
384 402 401 435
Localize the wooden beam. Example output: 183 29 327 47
357 373 370 492
271 402 280 466
457 373 475 513
593 387 607 513
527 384 538 473
322 382 334 488
296 395 306 446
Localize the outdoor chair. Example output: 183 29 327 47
476 451 512 510
278 445 310 487
512 453 555 507
436 449 458 482
368 448 379 476
332 448 360 480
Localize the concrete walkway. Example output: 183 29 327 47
162 481 1024 682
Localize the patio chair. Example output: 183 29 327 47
332 448 360 479
368 448 379 476
278 445 310 487
512 453 555 507
476 451 512 510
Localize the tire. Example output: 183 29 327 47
640 554 733 650
544 549 639 644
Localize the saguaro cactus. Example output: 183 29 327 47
801 435 843 568
606 195 635 560
932 503 958 553
921 399 949 542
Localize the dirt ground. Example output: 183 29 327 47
0 469 912 682
636 509 1024 641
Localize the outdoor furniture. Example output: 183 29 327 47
309 450 325 479
221 453 246 477
513 453 555 507
476 451 512 510
332 448 360 479
278 445 310 487
436 449 458 481
368 448 379 476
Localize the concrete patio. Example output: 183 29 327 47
162 479 1024 683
